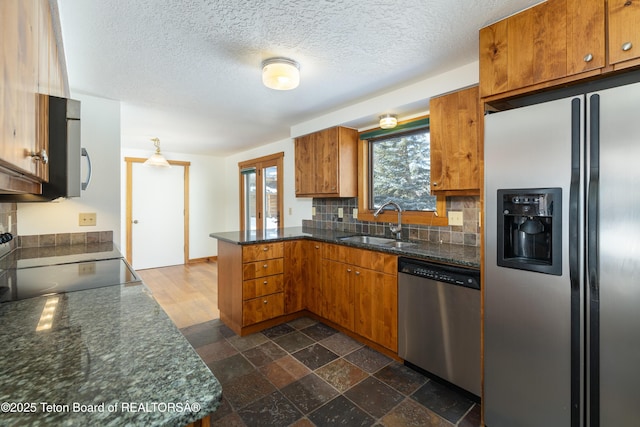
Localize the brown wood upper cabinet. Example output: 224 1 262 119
480 0 607 100
1 0 69 193
429 86 480 194
294 126 358 198
608 0 640 68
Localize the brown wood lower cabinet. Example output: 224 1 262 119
242 293 284 326
354 268 398 352
322 244 398 352
322 258 355 330
217 239 398 353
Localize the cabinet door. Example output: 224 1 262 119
305 241 323 315
322 259 354 330
284 240 305 314
316 127 339 194
608 0 640 67
1 0 41 180
567 0 605 74
532 0 568 84
430 86 480 193
294 134 316 195
479 19 508 98
354 268 398 352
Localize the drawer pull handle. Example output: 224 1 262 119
355 271 360 276
263 300 268 304
583 53 593 62
347 268 352 273
263 264 268 268
263 280 268 284
622 42 633 52
263 247 269 251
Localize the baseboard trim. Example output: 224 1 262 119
188 256 217 264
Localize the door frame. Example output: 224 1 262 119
238 152 284 231
124 157 191 266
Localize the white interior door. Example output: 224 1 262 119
131 163 184 269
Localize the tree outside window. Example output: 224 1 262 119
370 128 436 212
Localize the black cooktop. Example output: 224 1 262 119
0 244 141 303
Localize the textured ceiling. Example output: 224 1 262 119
57 0 542 155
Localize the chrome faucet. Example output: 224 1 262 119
373 201 403 240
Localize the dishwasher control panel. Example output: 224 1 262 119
398 258 480 290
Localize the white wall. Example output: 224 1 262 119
120 148 226 258
17 93 123 247
222 137 312 232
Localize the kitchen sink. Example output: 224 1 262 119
340 235 396 245
340 235 416 249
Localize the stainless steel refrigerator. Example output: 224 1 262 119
484 75 640 426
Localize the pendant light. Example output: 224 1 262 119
144 138 171 168
379 114 398 129
262 57 300 90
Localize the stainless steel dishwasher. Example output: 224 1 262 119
398 257 481 397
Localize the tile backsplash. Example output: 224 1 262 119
19 230 114 248
304 196 480 247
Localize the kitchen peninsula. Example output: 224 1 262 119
0 244 221 426
210 226 479 356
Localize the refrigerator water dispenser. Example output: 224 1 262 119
497 188 562 275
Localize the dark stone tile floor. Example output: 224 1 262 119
180 317 481 427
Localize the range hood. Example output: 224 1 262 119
0 95 91 202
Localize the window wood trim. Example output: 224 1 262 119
356 119 448 226
238 152 284 231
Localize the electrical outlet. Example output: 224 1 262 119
79 212 97 226
448 211 464 226
288 207 292 215
337 208 344 218
312 207 316 216
78 262 96 275
352 208 358 219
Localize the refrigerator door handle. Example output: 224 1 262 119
569 98 581 289
587 93 600 424
569 97 582 427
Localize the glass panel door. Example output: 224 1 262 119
263 165 279 229
242 168 257 231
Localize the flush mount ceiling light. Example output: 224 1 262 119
379 114 398 129
144 137 171 168
262 57 300 90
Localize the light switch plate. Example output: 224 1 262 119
448 211 464 226
338 208 344 218
352 208 358 219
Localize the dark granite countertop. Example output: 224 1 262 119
0 251 221 426
210 226 479 268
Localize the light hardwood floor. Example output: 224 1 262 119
136 262 219 329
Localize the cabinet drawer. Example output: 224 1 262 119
242 293 284 326
242 242 284 262
324 244 397 274
243 258 284 279
243 274 284 300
